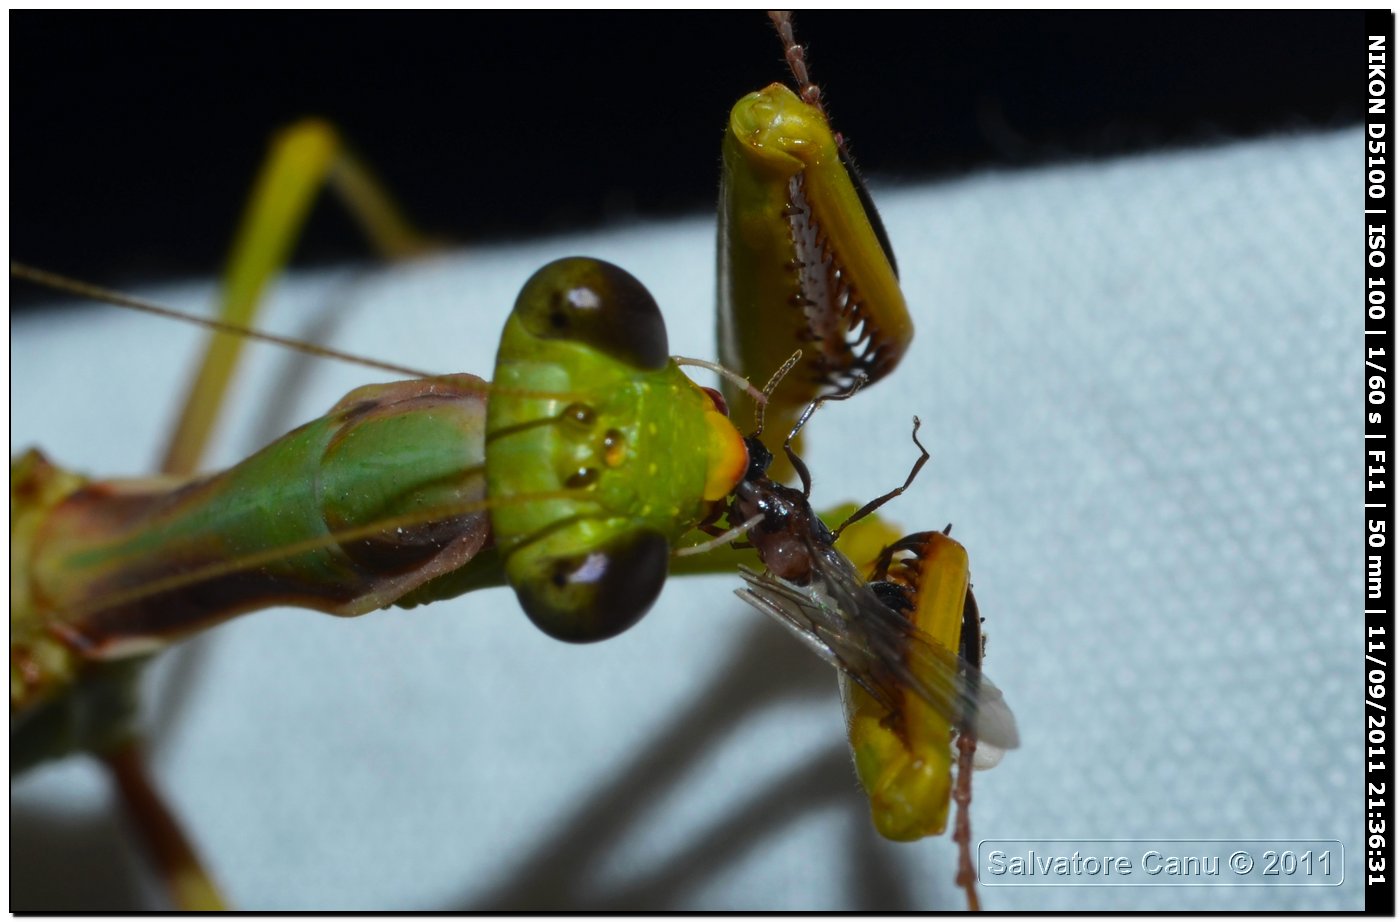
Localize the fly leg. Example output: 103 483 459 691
831 416 929 540
781 371 868 497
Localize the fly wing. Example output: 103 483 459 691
735 549 1019 752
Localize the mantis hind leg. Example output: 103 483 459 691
101 740 226 911
161 118 435 475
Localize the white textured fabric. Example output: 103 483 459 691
11 128 1360 910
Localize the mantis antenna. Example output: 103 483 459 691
672 355 768 408
11 261 434 380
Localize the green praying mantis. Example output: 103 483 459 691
12 13 1015 910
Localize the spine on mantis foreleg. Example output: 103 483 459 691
12 374 495 717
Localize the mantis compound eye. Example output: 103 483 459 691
510 528 670 643
515 257 669 371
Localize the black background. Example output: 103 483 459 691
12 11 1362 308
